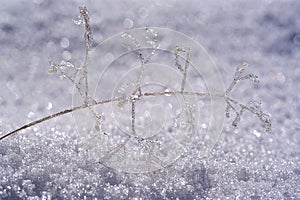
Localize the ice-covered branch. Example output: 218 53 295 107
0 7 272 143
225 63 271 133
226 62 259 94
175 46 191 92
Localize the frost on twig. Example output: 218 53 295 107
174 46 191 92
73 6 93 50
144 27 160 63
0 7 272 148
49 7 104 134
48 59 78 85
120 27 159 63
120 28 160 136
225 63 272 133
226 62 260 94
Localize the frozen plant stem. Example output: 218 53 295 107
0 6 271 142
0 85 270 141
121 28 159 137
75 7 104 133
131 100 136 135
0 97 121 141
175 46 191 92
0 91 220 141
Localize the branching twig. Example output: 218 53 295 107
0 7 272 146
121 29 160 137
175 46 191 92
225 63 271 133
226 62 260 94
0 97 121 141
0 63 271 143
0 91 221 141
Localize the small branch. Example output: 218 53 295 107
134 58 145 95
0 105 83 141
144 27 159 63
225 62 259 94
131 100 136 136
0 90 219 141
0 81 271 141
73 7 102 133
79 6 92 99
3 14 272 143
225 96 272 133
79 6 93 51
223 63 271 133
0 97 121 141
121 28 160 95
174 46 191 93
142 91 224 98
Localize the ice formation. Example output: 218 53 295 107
0 0 299 199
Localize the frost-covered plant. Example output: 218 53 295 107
0 6 271 159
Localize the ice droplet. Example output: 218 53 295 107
201 123 207 129
72 18 83 25
120 32 128 38
145 28 158 37
60 60 74 68
253 130 261 137
164 89 172 96
46 102 53 110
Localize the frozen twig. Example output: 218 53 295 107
226 62 260 94
0 7 272 145
72 6 93 100
175 46 191 92
74 7 106 134
74 6 93 50
50 7 103 134
131 100 136 136
144 27 159 63
225 63 271 133
121 29 160 136
0 97 122 141
48 59 84 97
0 83 270 141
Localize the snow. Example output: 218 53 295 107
0 0 299 199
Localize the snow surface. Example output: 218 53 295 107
0 0 300 199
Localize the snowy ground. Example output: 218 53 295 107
0 0 300 199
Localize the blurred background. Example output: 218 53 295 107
0 0 299 199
